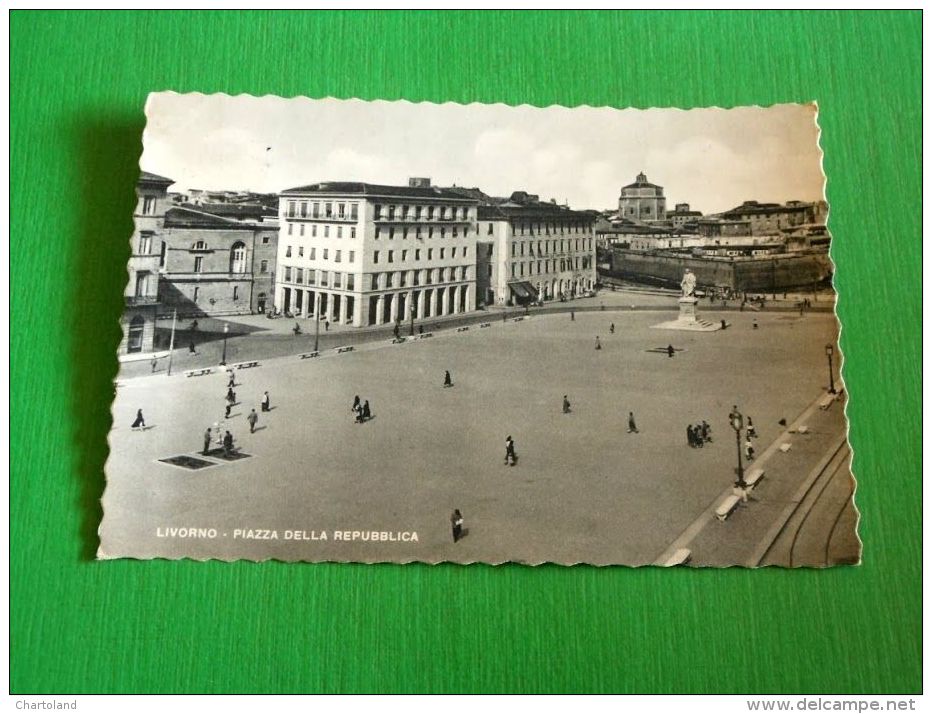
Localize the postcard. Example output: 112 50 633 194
101 93 859 566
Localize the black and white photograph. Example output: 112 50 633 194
101 93 860 567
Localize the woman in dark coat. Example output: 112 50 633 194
451 509 464 543
362 400 371 421
131 409 145 428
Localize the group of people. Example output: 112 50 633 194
686 421 712 448
352 395 372 424
201 377 272 456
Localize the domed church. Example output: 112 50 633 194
618 172 666 223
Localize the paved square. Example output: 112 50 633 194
102 308 849 565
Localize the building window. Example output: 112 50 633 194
287 201 296 217
337 227 343 239
415 206 422 220
193 287 199 303
389 227 395 240
388 250 394 263
511 264 516 278
300 225 305 237
350 227 356 239
452 226 458 238
375 227 381 239
324 226 330 238
285 245 292 258
349 251 355 263
230 242 247 273
388 206 395 220
194 256 203 273
371 274 379 290
374 204 382 220
428 206 435 220
415 249 421 261
262 235 271 245
308 269 316 285
159 241 166 268
284 267 292 281
312 202 320 218
300 202 308 218
427 248 433 260
338 203 345 218
295 268 304 284
260 259 269 273
288 224 293 236
142 196 157 215
487 264 493 277
321 271 329 286
487 223 494 235
310 248 316 260
347 274 354 290
335 250 342 263
298 246 304 257
374 251 380 264
440 227 446 239
323 249 328 260
134 271 149 297
402 250 408 261
333 273 342 288
325 202 333 218
440 248 445 259
233 286 240 300
311 225 317 238
137 231 153 254
350 204 358 220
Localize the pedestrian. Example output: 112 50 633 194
354 403 364 424
701 420 712 443
505 435 517 466
225 402 232 419
595 336 601 350
443 370 453 388
393 324 400 339
131 409 145 429
753 318 758 330
352 395 360 413
226 386 235 402
571 309 575 321
667 344 675 358
721 319 727 330
418 325 424 335
261 391 270 412
362 400 371 421
451 509 464 543
744 438 755 461
627 411 639 434
610 323 615 334
203 427 212 455
188 341 197 355
746 417 757 439
191 319 199 332
563 395 571 414
687 425 695 447
228 373 235 388
293 322 302 335
223 430 234 457
150 357 158 373
247 409 258 434
325 320 330 332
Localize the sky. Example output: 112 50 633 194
142 93 826 215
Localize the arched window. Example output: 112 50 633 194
193 240 207 251
127 315 145 353
230 242 247 273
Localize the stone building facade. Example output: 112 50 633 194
275 179 479 327
477 193 597 306
720 200 828 236
157 204 279 316
121 171 173 356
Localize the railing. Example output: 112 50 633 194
124 295 159 306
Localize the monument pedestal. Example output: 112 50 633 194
651 295 721 332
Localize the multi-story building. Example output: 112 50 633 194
476 192 597 306
667 202 703 229
276 179 479 327
157 203 279 316
121 171 173 356
618 172 666 223
720 200 827 235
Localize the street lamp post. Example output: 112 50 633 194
825 344 836 394
219 323 230 366
730 406 746 489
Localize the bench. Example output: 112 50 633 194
233 360 259 370
418 332 434 339
479 322 491 328
184 368 212 378
298 351 320 360
662 548 692 566
456 326 470 333
391 337 406 344
745 468 765 489
818 393 836 410
715 493 742 522
513 316 525 322
335 346 355 354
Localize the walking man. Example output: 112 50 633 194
505 435 516 466
150 357 158 373
228 373 236 389
746 417 757 439
595 336 601 350
362 400 371 421
189 341 197 355
443 371 453 388
131 409 146 429
223 430 234 457
352 395 361 413
563 395 571 414
744 437 755 461
667 344 675 358
203 427 212 455
261 391 270 412
247 408 259 434
571 309 575 321
451 509 464 543
610 323 615 334
627 411 639 434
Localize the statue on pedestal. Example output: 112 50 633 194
680 268 697 298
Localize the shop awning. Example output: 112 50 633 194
509 282 538 300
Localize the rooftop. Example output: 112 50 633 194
281 181 477 201
138 171 174 186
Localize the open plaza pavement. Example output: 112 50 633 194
102 290 858 567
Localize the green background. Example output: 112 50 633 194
11 11 921 693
